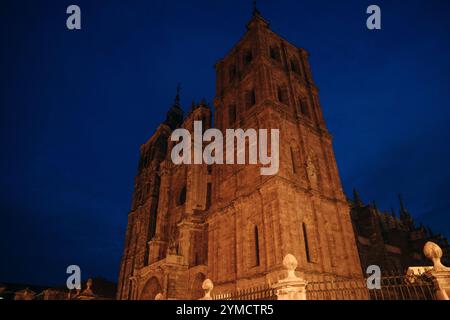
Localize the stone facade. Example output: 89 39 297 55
117 8 365 300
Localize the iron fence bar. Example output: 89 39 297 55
411 283 420 299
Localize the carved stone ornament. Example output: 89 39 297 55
199 279 214 300
423 241 449 271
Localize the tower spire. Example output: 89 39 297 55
246 0 269 30
253 0 260 15
164 84 184 130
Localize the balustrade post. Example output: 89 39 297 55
423 241 450 300
199 279 214 300
272 254 308 300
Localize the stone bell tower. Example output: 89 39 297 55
118 4 365 300
207 6 363 292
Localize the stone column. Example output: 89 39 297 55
423 241 450 300
272 254 308 300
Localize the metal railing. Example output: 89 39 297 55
211 273 436 300
213 284 277 300
368 274 436 300
306 278 369 300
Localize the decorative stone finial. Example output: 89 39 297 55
200 279 214 300
86 278 93 289
353 188 363 207
272 254 308 300
424 241 449 271
283 254 298 280
81 278 94 297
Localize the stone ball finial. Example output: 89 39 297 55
202 279 214 291
283 254 298 280
424 241 447 271
424 241 443 260
200 279 214 300
81 278 94 297
283 254 298 271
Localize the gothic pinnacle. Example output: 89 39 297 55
391 208 396 218
190 100 196 112
353 188 363 207
398 193 407 213
174 83 181 108
372 200 378 212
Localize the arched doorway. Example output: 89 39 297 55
140 277 162 300
191 273 206 300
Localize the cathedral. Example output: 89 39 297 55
350 191 449 274
116 6 448 300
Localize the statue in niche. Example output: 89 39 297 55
167 225 179 255
306 156 318 188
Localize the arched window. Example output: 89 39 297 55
290 59 300 74
299 98 310 117
245 89 256 109
149 204 158 239
229 64 237 82
302 223 311 263
206 183 212 210
243 49 253 65
270 46 281 62
290 147 297 174
251 225 260 267
277 85 289 104
178 185 187 206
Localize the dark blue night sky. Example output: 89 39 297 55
1 0 450 286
